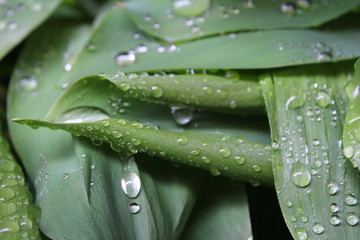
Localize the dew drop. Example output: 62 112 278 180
345 194 357 206
317 51 332 62
346 212 359 226
290 162 311 188
202 156 210 164
252 165 261 173
330 215 341 226
64 63 72 72
315 90 330 108
327 183 339 195
219 146 231 158
7 22 17 31
117 119 127 126
281 2 297 14
313 139 320 146
150 85 164 98
177 135 189 145
295 228 308 240
129 203 140 214
136 44 148 53
234 156 245 165
101 120 110 127
285 93 306 110
343 146 355 158
190 148 201 156
115 52 136 67
92 139 103 146
209 167 220 176
330 203 339 213
297 0 311 9
173 0 210 17
312 222 324 234
112 131 122 139
19 77 38 91
121 172 141 199
119 82 130 91
63 173 70 180
171 106 193 125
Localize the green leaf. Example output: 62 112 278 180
0 122 40 239
0 0 61 60
120 0 360 42
261 61 360 240
13 116 274 186
7 6 203 239
180 177 252 240
100 72 265 115
343 59 360 170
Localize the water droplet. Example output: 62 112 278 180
19 77 38 91
281 3 297 14
202 156 210 164
64 63 72 72
121 172 141 199
131 122 143 129
252 165 261 172
117 119 127 126
136 44 148 53
243 0 255 8
295 228 308 240
312 222 324 234
290 162 311 188
330 215 341 225
330 203 339 213
327 183 339 195
115 52 136 67
7 22 17 31
313 139 320 146
285 93 306 110
343 146 354 158
315 90 330 108
234 156 245 165
224 71 240 81
129 203 140 214
173 0 210 17
317 51 332 62
209 167 220 176
150 85 164 98
286 201 293 207
92 139 103 146
63 173 70 180
219 146 231 158
171 106 193 125
112 131 122 139
345 194 357 206
177 135 189 145
346 212 359 226
297 0 311 9
190 148 201 156
101 120 110 127
31 2 42 11
119 82 130 91
153 23 160 29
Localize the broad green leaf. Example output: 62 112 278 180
180 177 252 240
6 6 202 240
120 0 360 42
0 121 40 239
0 0 61 61
100 72 265 115
13 117 274 186
261 62 360 240
343 59 360 170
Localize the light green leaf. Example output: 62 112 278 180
0 122 40 239
343 59 360 170
261 61 360 240
100 72 264 115
6 6 203 240
120 0 360 42
0 0 61 60
13 116 274 186
180 177 252 240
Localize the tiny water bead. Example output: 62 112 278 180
115 52 136 67
330 215 341 226
129 203 140 214
19 77 38 91
121 172 141 199
173 0 210 17
252 165 261 173
330 203 340 213
64 63 72 72
316 51 333 62
344 194 358 206
290 162 311 188
150 85 164 98
171 106 193 125
312 222 324 234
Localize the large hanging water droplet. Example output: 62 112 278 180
115 52 136 67
312 223 324 234
171 106 193 125
346 212 359 226
315 90 331 108
129 203 140 214
19 77 38 91
290 162 311 188
121 172 141 199
209 167 220 176
173 0 210 17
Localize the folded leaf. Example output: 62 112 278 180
121 0 360 42
261 61 360 240
0 0 61 60
343 59 360 170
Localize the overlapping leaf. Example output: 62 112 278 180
261 62 360 240
0 0 61 60
121 0 360 42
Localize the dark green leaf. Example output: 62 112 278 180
261 62 360 240
121 0 360 42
